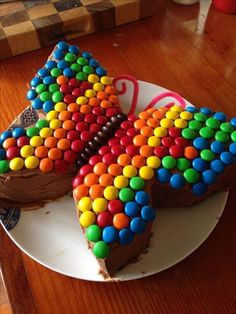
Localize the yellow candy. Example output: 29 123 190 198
139 166 154 180
39 127 53 138
20 145 34 158
148 136 161 147
30 136 43 147
104 186 118 200
146 156 161 169
49 119 62 130
85 89 96 98
123 165 137 178
55 102 67 112
114 175 129 189
180 111 193 120
76 96 88 105
100 76 112 85
24 156 39 169
92 198 108 214
79 211 96 227
166 110 179 120
93 82 104 92
78 197 92 212
46 110 58 121
160 118 174 129
174 118 188 129
154 127 168 138
88 74 99 84
170 105 184 113
9 157 24 171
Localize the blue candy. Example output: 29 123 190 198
213 112 227 122
89 58 100 67
12 128 25 138
57 41 69 51
30 76 42 87
192 158 208 172
170 173 185 189
220 151 235 165
186 106 198 113
0 130 12 141
37 68 49 78
43 101 54 113
43 76 55 85
63 67 74 77
229 143 236 155
96 66 107 76
119 228 134 245
27 89 37 100
156 168 171 183
69 45 79 54
211 159 225 174
45 60 57 69
193 137 209 150
192 182 208 196
202 170 217 184
231 117 236 127
0 149 6 160
53 49 65 60
102 226 118 244
210 141 225 154
57 60 69 69
82 51 92 59
141 206 156 222
125 202 140 217
200 107 212 115
135 191 149 205
32 98 43 110
130 217 146 234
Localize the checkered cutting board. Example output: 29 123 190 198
0 0 158 60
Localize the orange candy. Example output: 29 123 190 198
99 173 114 187
67 103 79 113
146 108 156 113
132 155 146 168
96 91 108 100
88 97 100 107
39 158 54 172
57 138 71 151
139 111 151 120
93 162 107 175
140 126 153 137
84 173 98 187
3 137 16 149
57 75 68 85
100 100 112 109
105 85 116 95
48 147 62 160
133 134 147 146
140 145 154 158
62 120 75 131
147 118 159 128
109 95 119 104
89 184 104 199
54 128 67 139
108 164 122 176
152 110 165 120
184 146 198 159
74 184 89 200
80 104 92 114
35 146 48 158
113 213 130 230
134 119 147 129
59 111 71 121
44 136 58 148
117 154 131 167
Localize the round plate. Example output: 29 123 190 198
2 81 228 282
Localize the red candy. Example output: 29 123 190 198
154 146 168 158
92 107 104 116
76 122 89 132
6 146 20 159
60 84 73 94
84 113 96 124
111 145 125 156
72 175 84 188
175 137 190 148
89 155 102 166
80 81 92 90
128 114 137 122
99 145 111 156
121 120 133 130
102 153 117 165
169 145 184 158
115 129 126 138
106 107 119 117
67 130 80 141
71 139 85 152
90 123 101 133
168 127 182 138
126 128 139 137
72 112 84 122
97 115 108 125
64 95 76 104
64 150 77 163
80 130 93 142
120 136 133 147
54 160 68 173
17 136 29 147
79 164 93 176
161 137 175 148
126 145 140 156
108 138 120 146
97 211 113 227
69 78 80 87
108 199 124 215
72 88 83 97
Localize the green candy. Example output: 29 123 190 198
76 72 87 81
188 120 202 131
0 160 9 174
36 119 49 128
194 112 207 122
86 225 102 242
199 127 214 139
130 177 145 190
182 128 196 140
119 188 134 202
231 130 236 142
40 91 52 102
71 63 81 72
35 83 47 94
77 57 88 66
93 241 109 259
51 68 62 78
64 52 77 63
200 149 215 161
26 127 39 137
49 83 59 93
220 122 233 133
83 65 94 75
184 168 199 184
52 91 63 102
177 158 191 171
215 131 230 143
206 117 220 129
162 156 176 169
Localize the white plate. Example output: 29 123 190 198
3 81 228 282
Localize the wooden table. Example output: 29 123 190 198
1 1 236 313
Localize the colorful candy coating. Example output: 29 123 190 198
86 224 102 242
130 217 146 234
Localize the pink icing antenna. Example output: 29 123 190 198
113 75 139 115
144 91 187 111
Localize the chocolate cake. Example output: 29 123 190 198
1 42 236 278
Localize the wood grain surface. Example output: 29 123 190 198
0 1 236 313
